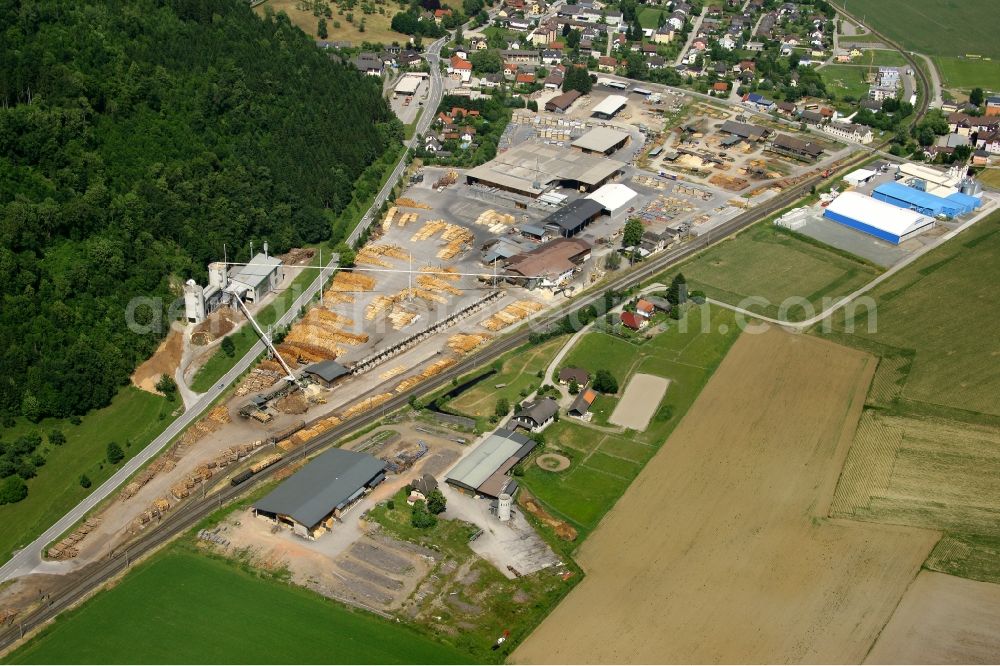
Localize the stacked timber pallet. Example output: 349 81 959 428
482 300 543 331
46 517 101 560
447 332 492 354
394 358 458 393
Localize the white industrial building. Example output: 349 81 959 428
591 94 628 119
183 262 229 325
823 192 934 244
895 162 963 197
843 168 877 187
183 249 284 324
571 127 630 155
393 73 426 96
586 183 638 214
228 252 283 304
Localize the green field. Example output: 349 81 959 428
820 64 874 101
522 305 741 535
638 6 668 29
933 56 1000 92
819 210 1000 583
830 0 999 59
0 387 176 563
977 168 1000 190
444 337 567 420
822 210 1000 417
8 549 470 664
672 223 881 321
855 49 909 68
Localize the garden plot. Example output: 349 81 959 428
608 374 669 431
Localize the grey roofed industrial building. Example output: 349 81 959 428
571 127 630 155
465 142 624 198
482 236 538 264
303 359 350 387
719 120 769 141
540 198 605 237
545 89 583 113
591 94 629 119
770 133 824 159
254 448 386 537
446 428 536 499
228 253 282 303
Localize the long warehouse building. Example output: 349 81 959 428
872 181 980 218
465 142 624 198
823 192 934 244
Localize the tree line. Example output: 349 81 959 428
0 0 400 422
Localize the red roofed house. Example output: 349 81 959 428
568 388 598 417
516 72 535 84
635 299 655 318
598 55 619 72
712 81 728 93
433 8 452 22
620 311 645 330
448 54 473 82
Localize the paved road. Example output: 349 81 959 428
673 6 708 67
0 254 339 583
346 35 447 246
911 51 943 109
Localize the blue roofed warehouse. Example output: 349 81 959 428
872 181 980 218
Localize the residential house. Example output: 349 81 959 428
976 130 1000 154
398 49 423 67
776 101 797 116
541 49 562 65
719 33 737 50
823 122 874 144
515 71 535 85
354 52 384 76
653 25 675 44
972 150 990 166
620 311 646 330
598 55 619 72
448 55 473 82
433 7 452 23
647 55 666 69
509 397 558 432
635 299 655 318
480 72 504 88
712 81 729 94
743 92 775 112
558 368 590 385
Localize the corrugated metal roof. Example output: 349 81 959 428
591 94 628 116
254 448 385 528
824 192 929 236
571 127 630 153
446 429 532 490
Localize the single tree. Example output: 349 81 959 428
568 378 580 395
49 429 67 446
495 396 510 418
221 335 236 357
156 374 178 399
622 217 644 248
79 474 92 489
410 500 437 528
666 272 687 305
604 251 622 270
970 87 985 107
593 369 618 394
0 476 28 505
426 489 447 514
317 18 328 39
107 441 124 465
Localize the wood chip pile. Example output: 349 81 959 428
235 368 282 397
447 332 492 354
482 300 543 331
47 517 101 560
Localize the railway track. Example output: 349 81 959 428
0 147 888 651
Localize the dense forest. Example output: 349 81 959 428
0 0 401 421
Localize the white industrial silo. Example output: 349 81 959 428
497 493 512 522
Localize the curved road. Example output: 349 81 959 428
0 37 450 585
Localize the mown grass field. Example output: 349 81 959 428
256 0 406 45
7 549 470 664
829 0 999 59
673 223 880 321
855 49 909 68
444 337 567 420
820 64 874 101
521 305 741 536
821 209 1000 584
932 56 1000 92
638 6 668 29
0 388 176 564
977 168 1000 190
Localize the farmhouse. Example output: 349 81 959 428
445 428 538 499
572 127 630 155
510 397 559 432
620 311 645 330
302 360 350 388
465 142 624 198
822 122 873 144
591 94 629 119
559 367 590 385
253 448 386 539
569 388 598 417
545 89 583 113
823 192 934 244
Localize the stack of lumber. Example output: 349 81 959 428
356 243 410 267
421 265 459 280
394 358 458 393
0 609 18 626
395 197 431 209
275 341 337 364
437 225 474 260
324 271 375 304
365 294 397 320
382 206 397 229
473 209 516 233
278 415 343 451
403 287 447 304
341 392 393 420
118 467 158 502
388 306 417 330
396 212 418 227
447 332 491 354
411 219 447 241
310 309 354 327
47 517 101 560
482 300 543 331
178 405 231 447
417 274 461 295
379 365 406 380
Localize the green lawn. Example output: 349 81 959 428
855 49 909 67
821 209 1000 417
522 306 741 536
190 248 327 392
933 56 1000 92
444 337 567 420
0 387 177 564
7 549 470 664
820 64 874 101
829 0 1000 59
638 6 667 29
670 223 881 321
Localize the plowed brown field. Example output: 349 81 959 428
512 328 938 664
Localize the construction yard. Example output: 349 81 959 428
513 328 938 664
